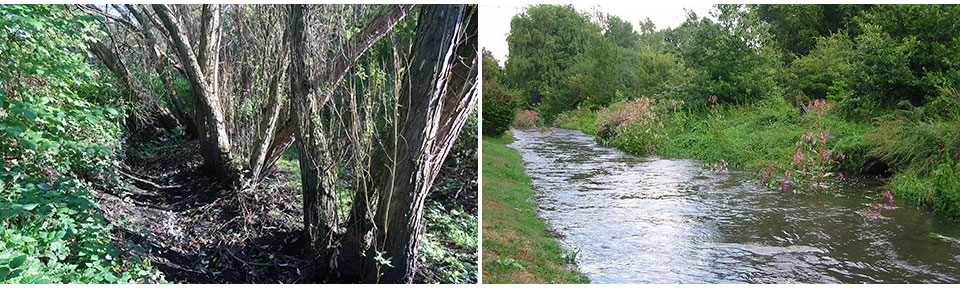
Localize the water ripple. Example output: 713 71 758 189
508 128 960 283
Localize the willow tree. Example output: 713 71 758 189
288 4 478 283
149 4 237 180
78 4 181 131
78 4 325 186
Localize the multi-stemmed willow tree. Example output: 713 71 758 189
80 4 477 283
288 4 477 283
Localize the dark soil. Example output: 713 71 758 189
95 127 306 283
92 126 478 283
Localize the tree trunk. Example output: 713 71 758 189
288 4 414 282
361 4 478 283
289 3 333 258
249 26 290 184
153 4 237 181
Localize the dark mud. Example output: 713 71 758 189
93 126 477 283
95 127 305 283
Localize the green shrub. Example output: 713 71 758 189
552 109 597 133
852 5 960 110
668 14 776 106
0 5 157 283
786 32 855 104
482 79 517 137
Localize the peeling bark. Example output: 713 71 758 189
363 4 478 283
153 4 237 181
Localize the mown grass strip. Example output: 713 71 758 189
481 132 588 284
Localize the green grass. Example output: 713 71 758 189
481 132 588 284
554 94 960 220
556 96 872 174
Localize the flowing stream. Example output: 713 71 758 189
508 128 960 283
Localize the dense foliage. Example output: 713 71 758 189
3 4 479 284
0 5 157 283
481 51 516 136
504 5 596 111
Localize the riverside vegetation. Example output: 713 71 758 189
481 48 587 284
481 132 588 284
2 4 478 283
483 4 960 221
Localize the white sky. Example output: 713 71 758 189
480 1 717 63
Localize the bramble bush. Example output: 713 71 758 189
0 5 158 283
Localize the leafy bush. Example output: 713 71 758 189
512 110 541 129
630 46 690 100
851 5 960 110
0 5 157 283
786 32 855 104
668 14 775 106
481 79 517 137
566 40 624 110
595 97 682 155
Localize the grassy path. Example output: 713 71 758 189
481 132 588 284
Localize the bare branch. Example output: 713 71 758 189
76 4 140 31
320 4 414 106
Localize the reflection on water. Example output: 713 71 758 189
508 128 960 283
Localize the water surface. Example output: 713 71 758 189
508 128 960 283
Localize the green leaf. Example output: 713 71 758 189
9 255 26 269
21 203 38 211
103 272 117 282
0 209 22 219
18 139 37 151
2 123 26 138
105 107 118 116
21 108 37 121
